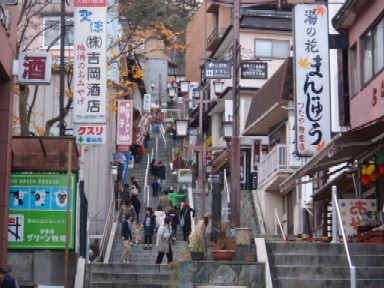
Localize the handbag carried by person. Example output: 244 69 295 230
158 238 169 253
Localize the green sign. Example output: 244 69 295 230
8 173 76 249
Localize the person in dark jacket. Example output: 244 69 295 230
0 267 16 288
150 159 158 176
120 214 132 263
143 207 156 250
151 177 160 199
167 208 179 244
131 194 141 222
180 202 195 241
157 161 167 191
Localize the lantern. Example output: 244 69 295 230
379 164 384 175
362 175 372 185
370 171 380 181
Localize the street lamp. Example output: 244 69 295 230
150 81 155 91
222 121 233 142
168 87 177 100
213 81 225 95
175 119 189 138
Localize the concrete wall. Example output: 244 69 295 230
256 189 284 235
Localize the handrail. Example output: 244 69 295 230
144 153 150 206
274 208 286 241
99 201 114 261
223 169 230 203
160 123 167 149
188 186 195 232
332 186 356 288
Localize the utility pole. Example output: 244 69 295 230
59 0 66 136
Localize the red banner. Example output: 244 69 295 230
75 0 107 7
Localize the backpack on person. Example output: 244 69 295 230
179 209 188 229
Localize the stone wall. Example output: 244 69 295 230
179 261 265 288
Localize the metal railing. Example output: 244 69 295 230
258 145 289 188
223 169 230 223
98 200 114 261
332 186 356 288
274 208 286 241
188 186 195 232
144 153 151 207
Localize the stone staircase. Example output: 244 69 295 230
84 128 188 287
267 242 384 288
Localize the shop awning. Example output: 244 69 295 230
212 149 229 172
243 57 293 136
280 115 384 194
12 136 80 172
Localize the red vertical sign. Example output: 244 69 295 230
253 140 260 172
117 100 133 145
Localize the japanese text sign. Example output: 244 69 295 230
143 94 152 112
294 4 331 156
74 124 106 144
117 100 133 145
204 60 231 79
8 173 76 249
338 199 376 236
240 62 267 79
73 0 107 124
17 52 52 85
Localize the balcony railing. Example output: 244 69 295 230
207 28 227 51
258 144 305 189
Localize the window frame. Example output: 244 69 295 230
254 38 290 59
350 44 359 95
360 16 384 86
42 16 74 50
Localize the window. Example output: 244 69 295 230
42 16 74 49
361 17 384 83
255 39 290 59
350 45 359 95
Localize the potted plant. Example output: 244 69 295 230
188 225 207 261
211 223 236 261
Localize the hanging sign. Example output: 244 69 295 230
204 60 231 79
240 62 267 79
116 100 133 145
17 52 52 85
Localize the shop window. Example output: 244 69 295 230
361 17 384 84
255 39 290 59
42 16 74 49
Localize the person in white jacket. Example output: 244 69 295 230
155 216 173 264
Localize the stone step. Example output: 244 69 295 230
272 278 382 288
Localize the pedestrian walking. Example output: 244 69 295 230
151 177 160 199
154 205 166 231
142 207 156 250
150 159 158 177
144 131 150 148
158 190 173 214
120 214 132 263
180 202 195 241
134 222 143 246
155 216 173 264
119 199 137 223
131 193 141 222
0 266 18 288
157 161 167 191
167 208 179 245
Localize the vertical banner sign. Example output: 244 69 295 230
294 4 331 156
252 140 261 172
8 173 76 249
73 0 107 124
117 100 133 145
143 94 152 112
240 151 246 184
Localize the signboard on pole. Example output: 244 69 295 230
294 4 331 156
204 60 231 79
143 94 151 112
8 173 76 249
240 62 267 79
17 52 52 85
117 100 133 145
73 0 107 124
74 124 106 145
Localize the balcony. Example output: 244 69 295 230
258 144 305 191
207 28 226 51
